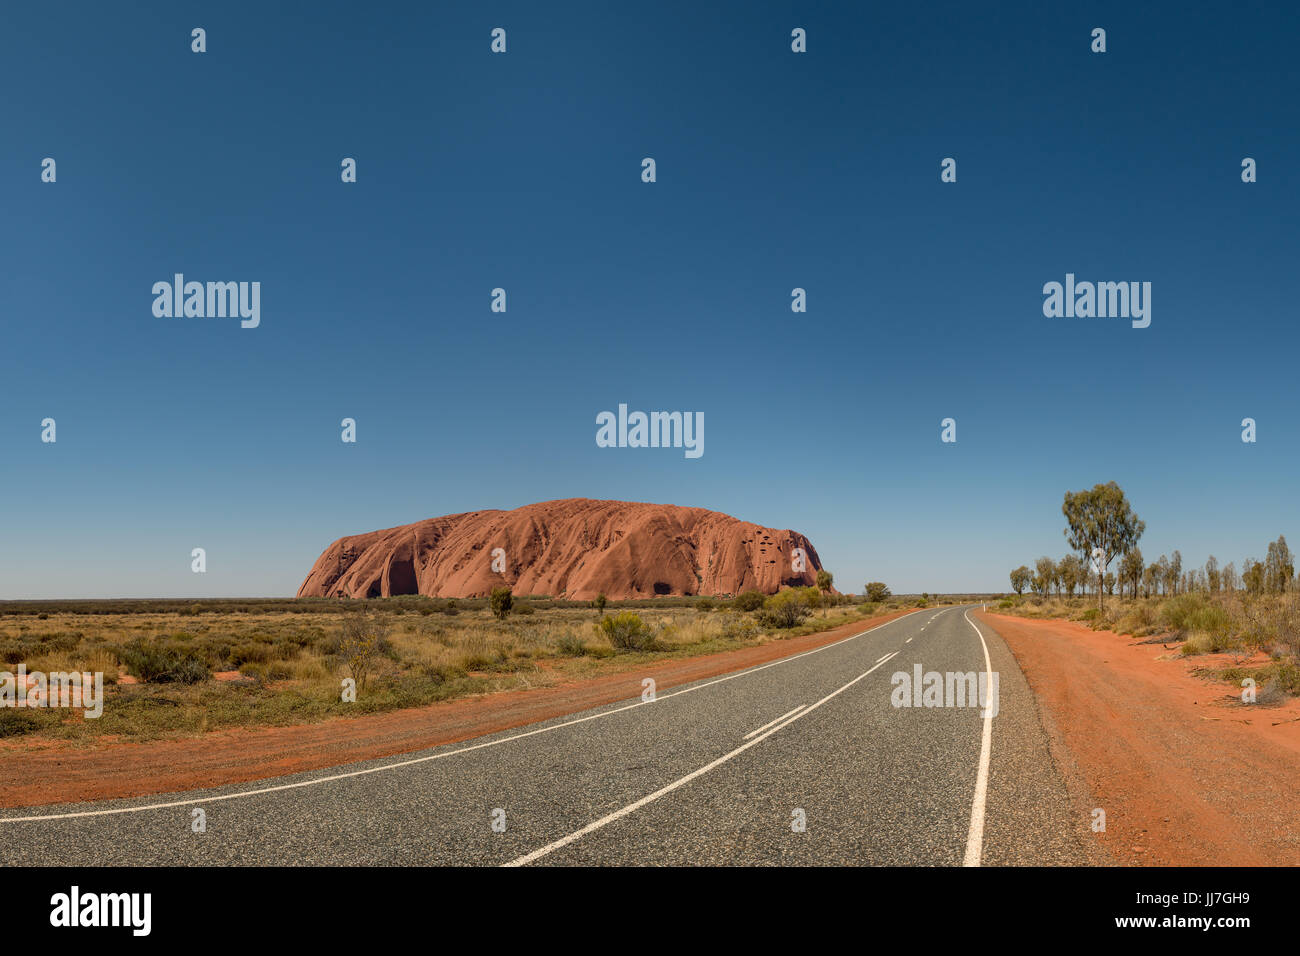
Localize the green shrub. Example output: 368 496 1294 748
719 613 759 641
334 614 392 688
0 710 42 737
420 662 467 685
1161 594 1231 639
231 642 272 666
119 641 210 684
489 587 513 620
758 590 812 629
732 590 767 612
597 612 655 651
555 633 587 656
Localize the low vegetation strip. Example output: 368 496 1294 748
0 589 923 746
997 592 1300 702
0 606 919 808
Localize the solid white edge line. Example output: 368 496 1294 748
503 651 902 867
0 609 924 824
961 607 995 867
742 705 806 740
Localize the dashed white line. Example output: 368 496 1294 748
743 705 805 740
504 651 902 867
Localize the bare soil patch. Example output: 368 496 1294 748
979 611 1300 865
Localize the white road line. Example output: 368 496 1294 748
504 651 902 867
0 610 923 824
961 607 995 867
905 637 912 643
742 705 805 740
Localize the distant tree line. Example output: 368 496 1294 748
1008 482 1296 607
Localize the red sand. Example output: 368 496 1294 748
979 611 1300 865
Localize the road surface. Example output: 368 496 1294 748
0 606 1096 865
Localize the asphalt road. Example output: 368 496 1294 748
0 606 1096 866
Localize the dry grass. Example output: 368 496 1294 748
997 590 1300 697
0 596 903 745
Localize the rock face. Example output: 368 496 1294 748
297 498 825 601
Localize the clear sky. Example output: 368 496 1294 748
2 1 1296 598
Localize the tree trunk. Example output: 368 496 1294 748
1098 554 1105 611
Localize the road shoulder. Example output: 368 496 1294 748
977 610 1300 865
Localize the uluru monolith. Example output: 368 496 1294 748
296 498 825 601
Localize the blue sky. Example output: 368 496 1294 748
2 1 1296 598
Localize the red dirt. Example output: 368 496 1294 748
978 611 1300 866
0 609 916 809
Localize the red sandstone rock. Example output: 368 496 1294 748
296 498 825 601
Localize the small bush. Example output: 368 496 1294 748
489 587 513 620
1161 594 1229 636
555 633 587 656
335 614 392 688
0 710 42 737
758 590 812 629
421 662 467 685
231 642 272 666
732 590 767 612
598 612 656 651
719 613 759 641
119 641 210 684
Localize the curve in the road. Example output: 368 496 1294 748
0 608 926 826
